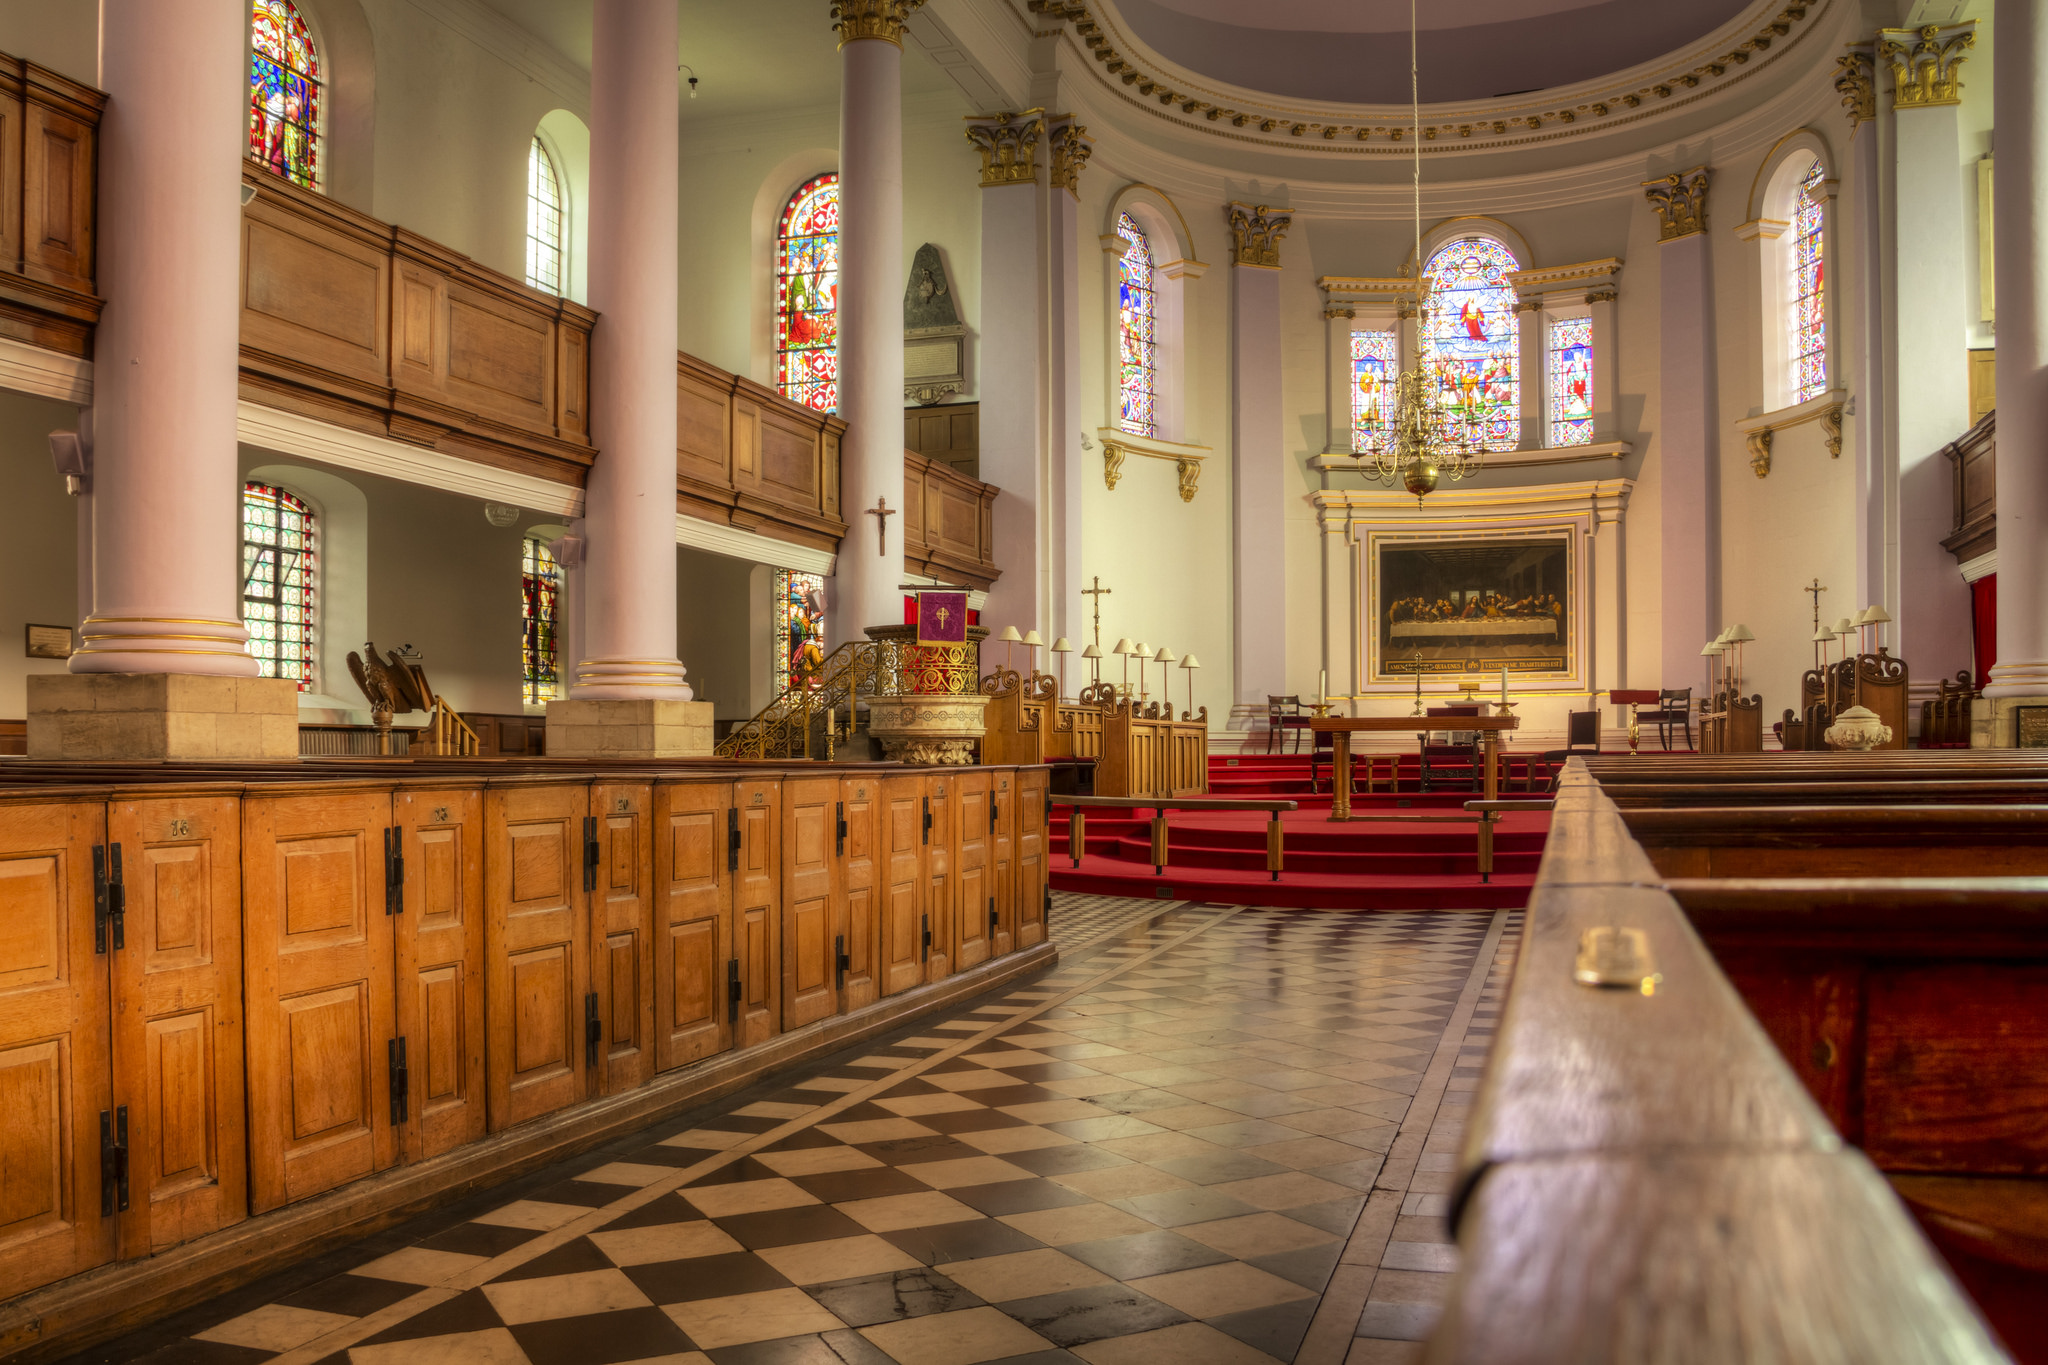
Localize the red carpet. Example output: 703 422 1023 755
1049 755 1548 910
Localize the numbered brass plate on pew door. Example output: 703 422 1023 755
1573 926 1661 994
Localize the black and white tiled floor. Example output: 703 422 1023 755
71 896 1516 1365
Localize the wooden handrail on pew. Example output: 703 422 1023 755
1430 757 2005 1363
1057 795 1295 881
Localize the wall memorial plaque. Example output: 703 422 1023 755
25 624 73 659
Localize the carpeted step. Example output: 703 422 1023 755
1048 853 1534 910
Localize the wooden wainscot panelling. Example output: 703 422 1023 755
904 450 1002 592
242 789 398 1214
676 351 849 553
990 771 1017 958
733 778 782 1048
780 776 842 1031
590 781 654 1096
391 785 485 1163
239 168 596 488
923 775 955 982
108 793 247 1255
878 775 923 998
953 769 993 972
653 780 735 1071
0 798 114 1294
1016 768 1049 949
483 782 591 1132
0 55 103 358
839 775 881 1012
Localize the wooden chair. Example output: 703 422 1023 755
1266 695 1312 754
1532 709 1601 791
1418 705 1482 793
1643 687 1693 751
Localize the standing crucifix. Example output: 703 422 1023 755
1803 577 1828 631
1081 575 1112 650
864 497 896 556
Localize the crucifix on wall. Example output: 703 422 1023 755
864 497 896 556
1082 575 1111 650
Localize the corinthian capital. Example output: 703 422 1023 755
1642 166 1710 241
1048 117 1093 196
1879 24 1973 110
1834 50 1876 128
831 0 925 48
1226 202 1292 267
963 111 1045 187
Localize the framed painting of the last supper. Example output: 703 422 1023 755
1374 537 1572 679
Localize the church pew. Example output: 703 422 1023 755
1619 806 2048 878
1433 763 2003 1361
0 759 1056 1363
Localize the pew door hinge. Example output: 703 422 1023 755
990 792 999 825
989 894 998 937
93 843 125 953
98 1106 129 1217
835 933 850 988
388 1037 409 1126
582 816 601 893
921 914 932 962
921 796 931 845
727 959 741 1022
383 827 405 916
584 991 602 1068
728 808 741 872
836 801 847 856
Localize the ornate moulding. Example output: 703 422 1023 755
864 693 990 765
1016 0 1830 158
1095 427 1209 502
1734 386 1848 478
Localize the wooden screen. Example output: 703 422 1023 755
839 775 880 1011
653 781 733 1071
733 780 781 1049
990 771 1016 958
392 787 485 1163
953 770 992 971
923 775 955 982
1015 768 1048 950
780 777 841 1030
484 784 590 1132
590 782 654 1096
878 775 924 997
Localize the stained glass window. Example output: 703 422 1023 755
1350 331 1398 454
774 569 826 694
1547 315 1594 447
1116 214 1157 437
776 175 839 413
1791 158 1827 404
525 137 564 295
242 482 316 691
1422 237 1520 452
248 0 321 190
522 537 561 706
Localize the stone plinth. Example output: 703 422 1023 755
546 698 715 758
28 673 300 760
866 693 990 765
1972 695 2048 748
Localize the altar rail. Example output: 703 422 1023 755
0 757 1051 1362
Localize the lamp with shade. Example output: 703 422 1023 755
996 625 1022 672
1022 630 1044 675
1113 638 1135 697
1051 637 1072 699
1812 622 1834 671
1726 624 1756 693
1861 603 1891 653
1133 643 1151 698
1083 642 1103 685
1179 652 1200 718
1154 647 1175 705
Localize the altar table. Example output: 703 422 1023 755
1310 715 1521 821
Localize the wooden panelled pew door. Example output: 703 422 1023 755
733 779 782 1049
991 771 1016 958
954 770 992 971
0 800 115 1293
392 788 485 1163
1016 768 1049 949
840 775 880 1011
654 782 736 1072
590 783 655 1097
781 777 843 1031
879 775 924 997
484 784 591 1133
923 775 955 982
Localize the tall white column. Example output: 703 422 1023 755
1587 285 1619 443
1046 118 1090 647
1885 24 1976 682
968 113 1046 638
1324 307 1356 455
1987 0 2048 701
828 2 910 643
1225 203 1292 726
574 0 687 700
1516 302 1544 450
73 0 252 677
1839 48 1889 608
1644 168 1717 685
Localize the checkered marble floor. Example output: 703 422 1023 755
80 897 1511 1365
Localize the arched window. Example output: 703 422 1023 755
521 537 561 705
1547 315 1594 447
1422 237 1520 452
1116 214 1157 437
1351 331 1397 454
776 175 840 412
1791 157 1827 404
242 482 317 690
774 569 826 693
525 137 565 296
248 0 322 190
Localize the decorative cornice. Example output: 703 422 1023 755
1323 305 1356 320
1047 116 1093 195
1879 24 1972 110
1834 49 1876 127
963 110 1045 186
832 0 926 48
1733 386 1848 477
1226 202 1292 268
1643 166 1711 241
1584 288 1618 304
1097 427 1209 502
1022 0 1820 157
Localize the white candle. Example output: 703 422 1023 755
1500 666 1509 703
1319 669 1327 705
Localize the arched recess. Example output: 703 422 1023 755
1101 184 1206 443
1741 128 1839 413
1401 215 1532 277
244 461 368 720
293 0 375 212
750 150 839 386
536 109 591 304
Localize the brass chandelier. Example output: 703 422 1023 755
1359 0 1485 505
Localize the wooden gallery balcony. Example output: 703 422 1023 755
0 56 102 365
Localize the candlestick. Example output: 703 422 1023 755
1499 666 1508 707
1319 669 1326 706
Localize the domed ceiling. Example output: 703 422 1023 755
1112 0 1755 104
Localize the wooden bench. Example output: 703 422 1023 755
1058 795 1295 879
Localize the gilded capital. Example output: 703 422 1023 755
1879 25 1972 109
1048 118 1092 196
963 111 1045 188
1226 202 1292 268
1642 166 1710 241
831 0 925 48
1834 50 1876 128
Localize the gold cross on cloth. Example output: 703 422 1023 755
865 497 896 556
